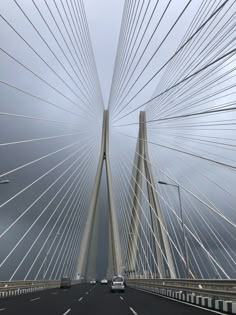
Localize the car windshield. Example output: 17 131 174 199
113 277 123 282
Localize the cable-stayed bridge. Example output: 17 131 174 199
0 0 236 314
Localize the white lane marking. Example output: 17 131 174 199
136 288 227 315
0 309 5 312
129 307 138 315
51 292 57 295
120 296 124 300
62 309 71 315
30 297 41 302
85 291 89 294
79 297 83 301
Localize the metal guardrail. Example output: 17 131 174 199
127 278 236 301
0 280 82 298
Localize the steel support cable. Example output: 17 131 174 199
66 1 103 108
60 1 102 109
111 0 151 112
13 1 97 112
115 141 180 278
0 48 95 119
10 142 95 280
148 28 236 120
113 153 148 274
149 27 236 119
151 0 211 99
51 154 95 280
52 0 99 108
179 178 236 269
24 153 94 280
110 0 145 108
53 174 92 280
158 156 236 269
109 0 159 113
35 165 92 280
159 156 236 243
113 0 137 85
0 134 94 179
151 62 236 121
0 80 94 120
34 0 100 113
112 0 172 114
115 47 236 123
112 0 231 122
116 131 236 229
109 0 151 112
69 0 97 97
0 111 92 126
151 132 236 153
109 0 137 109
112 0 193 118
115 137 231 278
78 0 104 107
43 0 101 114
0 130 93 147
0 137 95 230
42 168 91 279
113 148 153 275
116 140 190 277
115 95 236 128
108 0 131 111
114 144 187 278
114 154 155 276
153 2 234 103
0 138 95 269
60 0 97 99
153 0 225 99
45 175 90 280
116 131 236 173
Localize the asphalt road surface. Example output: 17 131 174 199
0 284 226 314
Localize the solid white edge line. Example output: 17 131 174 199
79 297 83 301
30 297 41 302
62 309 71 315
129 307 138 315
135 288 228 315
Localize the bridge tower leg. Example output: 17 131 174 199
76 110 122 279
126 111 176 279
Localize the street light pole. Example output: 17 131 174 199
158 181 190 279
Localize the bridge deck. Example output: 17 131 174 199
0 284 223 315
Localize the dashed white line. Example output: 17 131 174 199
120 296 124 300
30 297 41 302
62 309 71 315
85 291 89 294
51 292 57 295
129 307 138 315
0 309 5 312
79 297 83 301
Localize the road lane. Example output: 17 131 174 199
0 283 228 314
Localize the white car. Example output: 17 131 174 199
111 275 125 293
100 279 108 284
90 279 96 284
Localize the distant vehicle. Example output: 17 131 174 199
90 279 96 284
110 275 125 293
60 277 71 289
100 279 108 284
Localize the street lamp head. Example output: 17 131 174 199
0 179 10 184
158 181 168 185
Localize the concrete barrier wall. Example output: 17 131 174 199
127 282 236 314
